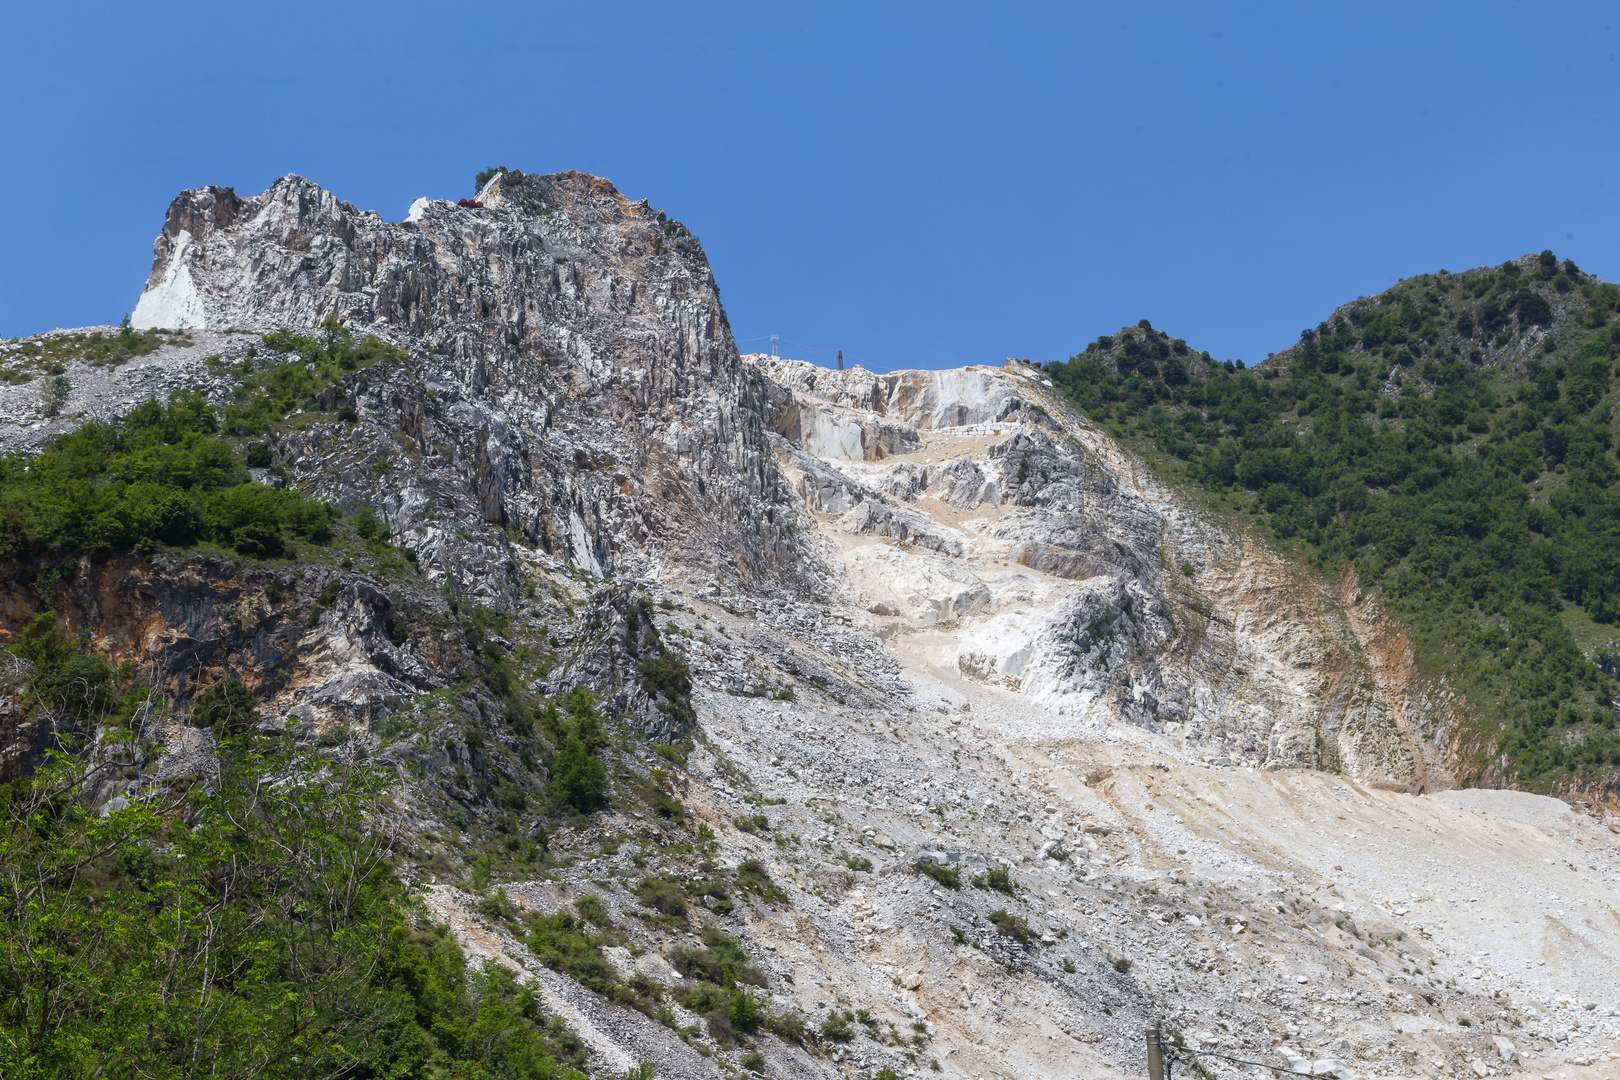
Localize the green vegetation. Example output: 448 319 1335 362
914 858 960 889
0 729 591 1079
1047 253 1620 788
971 865 1017 896
637 654 694 725
634 876 690 921
988 909 1032 944
668 927 766 1045
541 690 609 813
526 901 660 1014
6 612 129 726
39 376 71 418
475 165 512 192
734 857 786 904
189 676 259 734
214 318 402 436
0 319 192 385
0 391 336 562
820 1010 854 1043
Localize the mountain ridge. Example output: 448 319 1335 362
1048 252 1620 794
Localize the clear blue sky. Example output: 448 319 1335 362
3 2 1616 371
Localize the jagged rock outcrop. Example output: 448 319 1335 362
131 171 816 601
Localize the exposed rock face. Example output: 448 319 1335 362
131 171 812 602
756 356 1437 781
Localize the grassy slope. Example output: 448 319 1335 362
1046 251 1620 792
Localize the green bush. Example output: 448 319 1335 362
476 886 519 923
40 375 71 418
544 692 608 814
191 677 258 735
915 859 960 890
735 857 785 903
474 166 510 191
7 612 116 724
766 1009 812 1045
354 506 382 540
988 909 1032 944
525 909 622 998
669 927 765 989
636 653 693 724
820 1010 854 1042
574 893 612 928
315 725 351 748
634 878 688 920
972 865 1017 895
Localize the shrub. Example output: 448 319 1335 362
546 693 608 814
315 725 351 748
1112 956 1134 973
915 859 960 890
972 865 1016 895
475 166 510 191
574 894 612 928
820 1011 854 1042
40 375 72 418
7 613 116 723
354 507 382 539
636 653 693 724
476 887 519 923
988 909 1031 944
734 813 768 833
232 522 284 559
1516 292 1553 326
191 678 258 735
766 1010 812 1045
526 909 622 996
728 989 763 1035
669 927 764 988
0 708 590 1079
735 858 785 903
0 392 337 562
634 878 688 920
846 855 873 872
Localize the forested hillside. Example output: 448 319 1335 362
1047 251 1620 791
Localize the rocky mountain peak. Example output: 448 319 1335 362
128 171 809 600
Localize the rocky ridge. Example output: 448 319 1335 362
0 171 1615 1080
